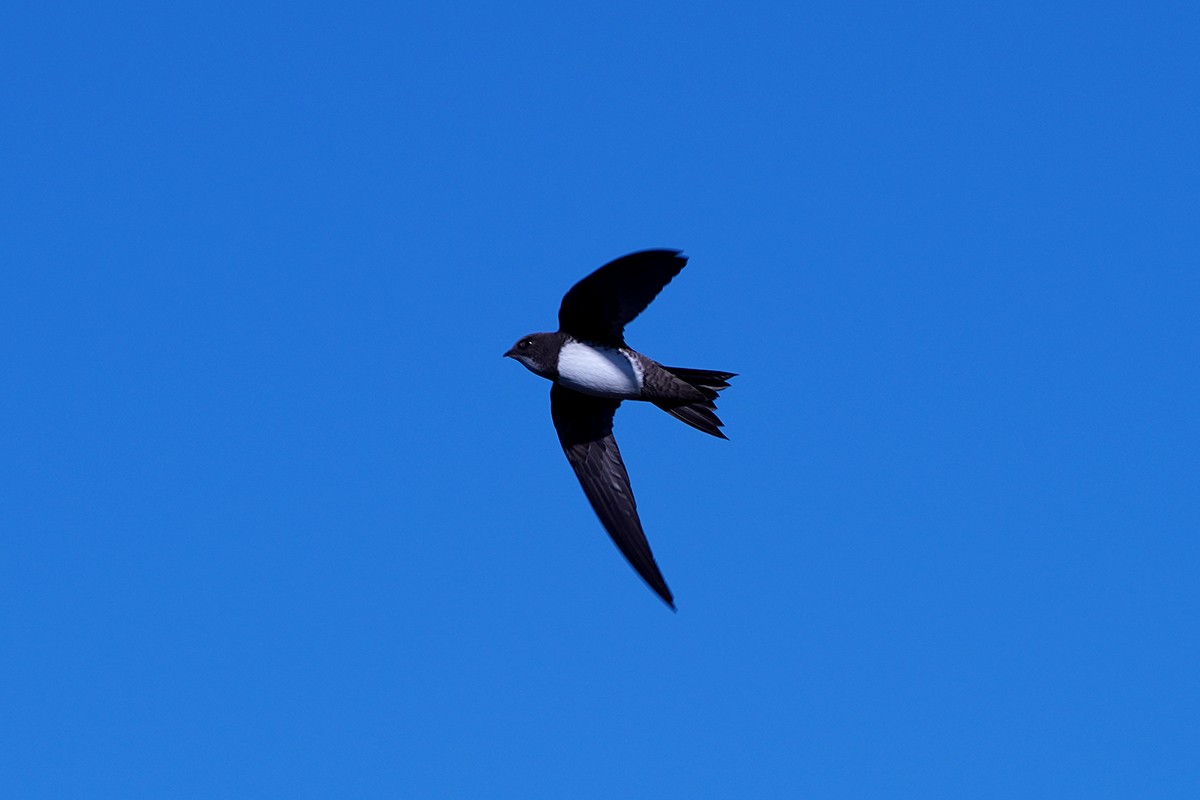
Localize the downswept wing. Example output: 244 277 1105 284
549 384 675 608
557 249 687 347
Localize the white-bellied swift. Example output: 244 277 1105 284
505 249 735 609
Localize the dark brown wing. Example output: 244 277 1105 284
557 250 687 346
549 384 675 608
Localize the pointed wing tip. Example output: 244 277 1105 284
643 572 676 610
642 568 675 610
619 248 689 271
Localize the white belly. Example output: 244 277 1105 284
557 341 644 398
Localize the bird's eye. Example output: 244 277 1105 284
518 339 532 349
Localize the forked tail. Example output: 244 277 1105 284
654 366 736 439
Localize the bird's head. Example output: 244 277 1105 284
504 332 560 379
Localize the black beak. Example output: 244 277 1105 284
503 348 516 358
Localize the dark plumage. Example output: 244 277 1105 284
557 249 688 346
505 249 734 609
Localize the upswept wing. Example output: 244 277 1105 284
557 249 687 346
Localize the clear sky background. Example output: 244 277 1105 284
3 2 1197 797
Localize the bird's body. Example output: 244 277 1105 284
505 249 734 609
555 340 644 398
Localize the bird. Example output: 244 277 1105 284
504 249 734 609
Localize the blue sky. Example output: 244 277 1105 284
3 1 1197 797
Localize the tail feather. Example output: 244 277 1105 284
654 366 736 439
660 403 728 439
660 367 735 390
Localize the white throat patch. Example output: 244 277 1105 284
557 341 644 399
